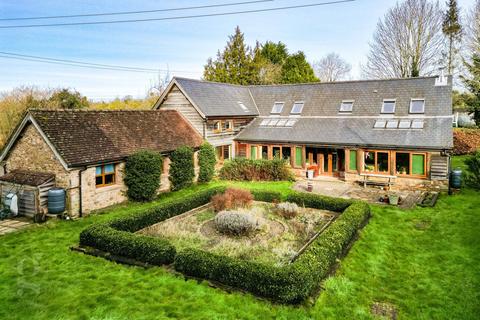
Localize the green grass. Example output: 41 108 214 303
1 174 479 319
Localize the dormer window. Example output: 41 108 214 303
339 100 354 112
410 99 425 114
381 99 396 113
290 101 304 114
224 120 234 131
271 102 284 114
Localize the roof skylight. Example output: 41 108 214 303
386 120 399 128
291 102 304 114
374 119 387 128
237 101 249 112
271 102 284 114
410 99 425 114
398 119 411 129
381 100 396 113
411 119 424 129
259 118 297 127
339 100 354 112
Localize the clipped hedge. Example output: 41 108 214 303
286 191 353 212
79 186 226 265
219 158 294 181
169 146 195 191
198 142 216 183
124 150 163 202
174 194 370 303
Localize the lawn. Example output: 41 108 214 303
0 173 479 319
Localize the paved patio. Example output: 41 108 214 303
0 217 32 235
293 178 424 209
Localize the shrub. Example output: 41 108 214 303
219 158 294 181
251 190 282 203
275 202 300 219
211 188 253 212
286 191 352 212
79 186 226 265
214 210 260 236
169 146 195 191
124 150 163 201
465 151 480 189
198 142 216 183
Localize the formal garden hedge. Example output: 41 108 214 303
124 150 163 202
79 188 370 303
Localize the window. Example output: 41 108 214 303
261 146 268 159
411 119 424 129
260 119 270 126
276 119 288 126
271 102 284 114
295 146 302 167
237 101 249 112
291 102 304 114
410 99 425 114
285 119 297 127
349 150 357 171
272 146 281 159
224 120 234 131
398 119 411 129
250 146 257 159
395 152 410 175
267 119 279 126
386 120 399 129
381 100 396 113
213 121 222 133
374 119 387 128
95 164 116 187
394 152 426 176
339 100 354 112
363 151 390 173
282 147 291 161
216 145 231 162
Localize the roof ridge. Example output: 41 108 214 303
29 109 170 113
174 76 249 88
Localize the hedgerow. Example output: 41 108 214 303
124 150 163 202
219 158 294 181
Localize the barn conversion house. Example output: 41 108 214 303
155 75 453 187
0 110 203 217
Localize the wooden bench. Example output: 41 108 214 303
359 173 396 189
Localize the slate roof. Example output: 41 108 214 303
168 76 453 150
0 169 55 186
236 117 453 150
28 109 203 167
172 77 258 117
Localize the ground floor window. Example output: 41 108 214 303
95 164 116 187
272 146 281 159
216 145 231 162
364 150 390 174
295 146 302 167
250 145 257 159
261 146 268 159
349 150 357 171
282 146 291 161
394 152 426 176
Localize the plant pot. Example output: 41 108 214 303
389 195 399 206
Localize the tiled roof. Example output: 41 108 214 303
173 77 258 117
0 169 55 186
236 117 453 150
29 109 203 167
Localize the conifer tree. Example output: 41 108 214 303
442 0 462 75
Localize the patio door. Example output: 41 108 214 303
322 151 338 175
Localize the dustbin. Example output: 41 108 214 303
307 170 314 179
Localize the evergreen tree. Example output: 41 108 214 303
462 54 480 125
203 26 256 85
442 0 462 75
281 52 318 84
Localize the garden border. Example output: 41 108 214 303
79 186 370 303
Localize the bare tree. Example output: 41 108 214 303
465 0 480 54
148 69 171 97
363 0 444 79
313 53 352 82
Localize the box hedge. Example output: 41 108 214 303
219 158 295 181
174 194 370 303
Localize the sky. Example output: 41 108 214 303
0 0 476 101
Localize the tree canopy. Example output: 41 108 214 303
203 26 318 85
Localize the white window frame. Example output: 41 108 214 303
411 119 424 129
381 99 396 114
237 101 249 112
271 102 284 114
339 100 354 112
409 98 425 114
374 119 387 128
290 101 304 114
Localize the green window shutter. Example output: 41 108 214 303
349 150 357 171
295 147 302 167
250 146 257 159
412 154 425 175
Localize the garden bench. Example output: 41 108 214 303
359 173 396 189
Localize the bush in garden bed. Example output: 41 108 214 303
211 188 253 212
174 197 370 303
124 150 163 202
169 146 195 191
79 186 226 265
198 142 216 183
219 158 295 181
285 191 353 212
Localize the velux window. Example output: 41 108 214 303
339 100 354 112
291 102 304 114
95 164 115 187
410 99 425 114
271 102 284 114
381 100 396 113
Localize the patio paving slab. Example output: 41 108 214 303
0 217 33 235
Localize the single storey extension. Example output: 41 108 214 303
0 109 203 217
155 75 453 188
